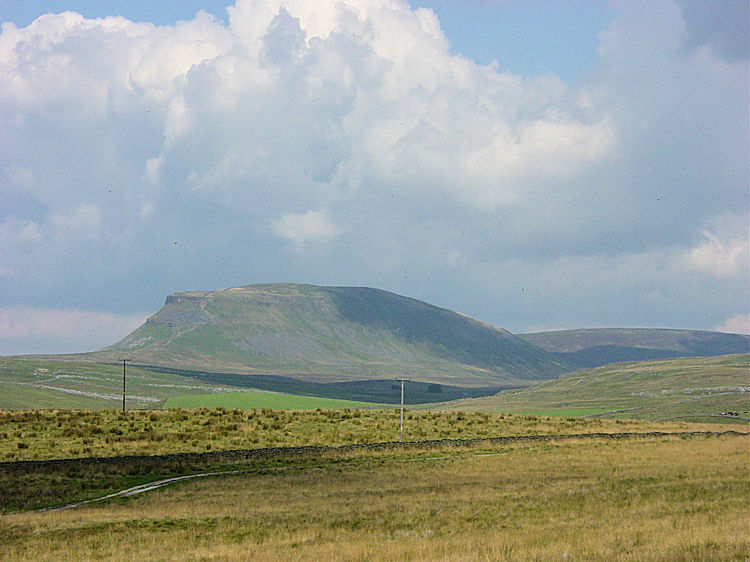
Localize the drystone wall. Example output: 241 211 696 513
0 430 744 473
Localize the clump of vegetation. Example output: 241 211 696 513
0 408 729 462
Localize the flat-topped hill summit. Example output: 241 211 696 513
92 284 570 386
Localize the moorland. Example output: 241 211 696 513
1 283 748 560
1 425 747 560
0 408 720 463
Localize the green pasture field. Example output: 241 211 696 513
0 358 241 410
1 358 393 411
0 357 497 409
5 355 747 423
2 433 747 560
164 391 383 410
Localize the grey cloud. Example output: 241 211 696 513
678 0 749 60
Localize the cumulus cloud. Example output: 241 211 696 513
0 0 747 352
677 0 749 61
714 314 750 335
681 229 749 278
270 209 345 246
49 203 104 237
0 217 43 246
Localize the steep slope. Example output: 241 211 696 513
90 284 570 386
438 354 750 422
518 328 750 368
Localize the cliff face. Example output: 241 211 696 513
100 283 571 386
148 293 216 326
164 294 206 306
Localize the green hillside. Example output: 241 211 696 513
438 354 750 422
518 328 750 368
0 358 242 410
0 356 496 409
74 284 570 387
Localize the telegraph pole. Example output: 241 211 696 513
397 378 408 442
120 359 131 412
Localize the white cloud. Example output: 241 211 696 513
714 314 750 335
138 199 156 219
5 165 35 188
143 156 163 184
49 203 103 237
163 95 192 146
0 217 43 246
271 209 344 246
681 229 749 278
0 218 42 281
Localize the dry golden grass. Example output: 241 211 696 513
2 408 738 462
2 434 747 561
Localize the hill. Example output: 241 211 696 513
518 328 750 368
438 354 750 422
77 284 570 387
0 356 505 409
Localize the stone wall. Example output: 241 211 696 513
0 431 743 473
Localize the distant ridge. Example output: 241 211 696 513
441 354 750 422
518 328 750 368
87 284 571 386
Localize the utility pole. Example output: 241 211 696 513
120 359 131 412
397 378 408 442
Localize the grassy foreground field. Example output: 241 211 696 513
2 434 747 561
0 408 733 462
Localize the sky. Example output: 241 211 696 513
0 0 748 354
